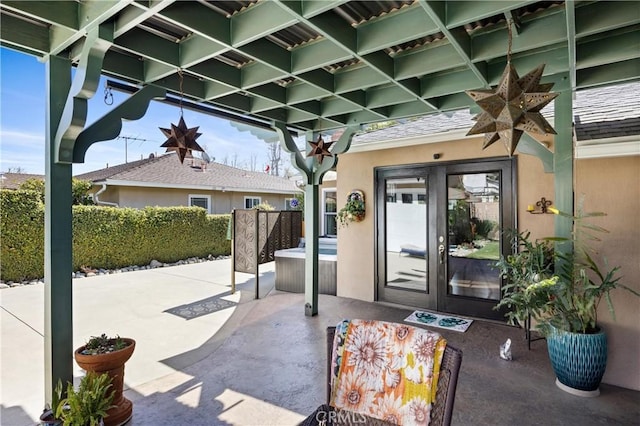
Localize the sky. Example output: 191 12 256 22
0 47 298 176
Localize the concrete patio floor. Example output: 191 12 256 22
2 259 638 425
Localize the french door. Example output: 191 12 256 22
375 158 515 320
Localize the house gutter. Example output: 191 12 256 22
94 183 119 207
103 179 300 194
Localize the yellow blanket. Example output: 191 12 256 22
330 319 446 425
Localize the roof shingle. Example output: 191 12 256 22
353 81 640 144
75 153 300 194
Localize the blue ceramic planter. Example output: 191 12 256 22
546 326 607 395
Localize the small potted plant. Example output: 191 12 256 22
337 190 365 227
55 372 115 426
39 380 64 425
494 202 640 396
74 334 135 426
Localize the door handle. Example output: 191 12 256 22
438 244 445 264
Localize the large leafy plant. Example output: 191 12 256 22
495 202 639 335
56 372 115 426
494 230 554 327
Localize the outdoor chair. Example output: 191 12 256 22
301 320 463 426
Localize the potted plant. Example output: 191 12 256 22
74 334 135 426
39 380 64 425
495 203 639 396
337 190 365 226
493 229 555 328
55 372 115 426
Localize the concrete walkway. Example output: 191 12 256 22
2 258 639 425
1 258 274 426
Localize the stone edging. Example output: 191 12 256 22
0 254 231 289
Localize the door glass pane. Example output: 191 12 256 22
385 178 427 291
447 172 501 300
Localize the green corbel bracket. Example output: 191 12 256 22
273 121 311 182
310 126 356 185
55 23 113 164
73 85 167 163
517 134 554 173
272 121 357 184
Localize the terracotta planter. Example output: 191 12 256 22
74 338 135 426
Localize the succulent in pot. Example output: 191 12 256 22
74 334 135 426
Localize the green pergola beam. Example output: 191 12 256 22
472 11 568 63
421 1 489 88
291 39 351 74
0 11 50 54
575 0 640 37
301 0 349 18
576 58 640 88
395 44 466 80
48 0 130 57
357 4 438 55
276 2 438 111
577 29 640 70
231 0 296 47
564 1 576 90
421 69 486 98
446 1 536 28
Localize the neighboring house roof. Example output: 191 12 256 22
352 81 640 145
0 173 44 190
75 153 300 194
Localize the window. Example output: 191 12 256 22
323 189 337 237
285 198 296 210
402 193 413 204
189 194 211 213
244 196 261 209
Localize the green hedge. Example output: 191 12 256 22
0 190 45 282
1 190 231 282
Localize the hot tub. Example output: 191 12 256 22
274 238 337 295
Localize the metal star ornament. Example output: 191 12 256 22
159 116 204 163
307 135 334 164
466 63 558 155
466 19 558 156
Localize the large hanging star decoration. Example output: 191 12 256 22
159 116 204 163
307 135 334 164
466 63 558 155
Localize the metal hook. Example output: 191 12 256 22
103 85 113 105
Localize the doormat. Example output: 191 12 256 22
164 296 236 320
404 310 473 333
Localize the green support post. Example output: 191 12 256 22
303 162 320 316
44 55 74 403
42 22 163 404
554 89 574 257
273 122 356 316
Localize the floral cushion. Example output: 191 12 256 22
329 319 446 425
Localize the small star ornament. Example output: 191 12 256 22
159 116 204 163
466 63 558 155
307 135 333 164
